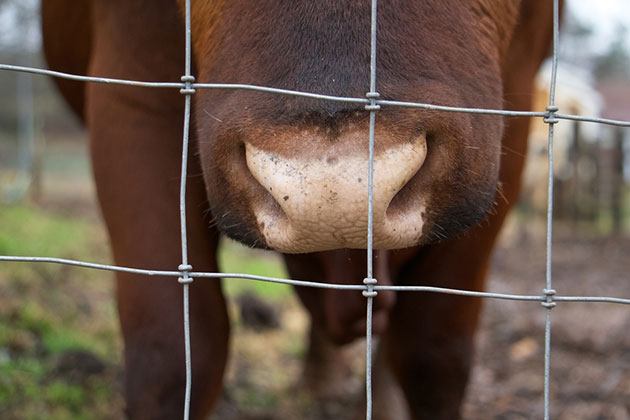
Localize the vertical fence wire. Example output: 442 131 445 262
542 0 561 418
177 0 195 419
363 0 380 419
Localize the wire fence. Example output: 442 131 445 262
1 0 630 419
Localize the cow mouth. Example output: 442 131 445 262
243 133 428 253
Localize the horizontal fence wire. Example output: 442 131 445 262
1 256 629 305
1 0 630 419
1 64 630 127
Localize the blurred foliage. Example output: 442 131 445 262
594 26 630 81
560 11 630 82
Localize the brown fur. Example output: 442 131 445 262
43 1 557 418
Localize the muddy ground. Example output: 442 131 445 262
212 233 630 420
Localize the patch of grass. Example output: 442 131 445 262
0 356 118 420
0 305 120 418
13 302 54 337
0 358 46 404
0 205 90 257
44 381 86 412
233 386 280 410
42 328 105 357
5 300 103 354
219 238 291 301
0 204 121 418
0 322 11 347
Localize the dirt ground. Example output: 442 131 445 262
464 234 630 420
212 232 630 420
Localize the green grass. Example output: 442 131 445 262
0 204 120 419
0 205 90 257
219 238 291 301
0 358 117 420
7 302 109 357
0 203 295 418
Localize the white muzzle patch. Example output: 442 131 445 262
245 136 427 253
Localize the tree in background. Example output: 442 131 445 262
559 10 596 70
594 25 630 81
560 10 630 83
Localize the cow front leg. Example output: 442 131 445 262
382 292 480 420
351 339 411 420
301 320 358 399
93 145 230 420
88 84 229 419
118 274 229 420
380 239 494 420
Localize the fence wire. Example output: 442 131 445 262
542 2 561 419
1 0 630 419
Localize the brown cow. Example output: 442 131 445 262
42 1 557 419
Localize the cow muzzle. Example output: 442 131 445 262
245 132 427 253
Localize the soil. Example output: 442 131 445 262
216 233 630 420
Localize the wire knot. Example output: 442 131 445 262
543 105 559 124
541 288 556 309
365 92 381 111
180 75 196 95
362 277 378 298
178 264 193 284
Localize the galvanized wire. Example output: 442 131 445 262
363 0 380 418
0 1 629 419
1 64 630 127
177 1 195 419
542 1 561 418
1 256 629 304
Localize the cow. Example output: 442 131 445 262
41 1 557 419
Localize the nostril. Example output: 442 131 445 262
241 142 288 228
386 170 421 219
385 138 428 220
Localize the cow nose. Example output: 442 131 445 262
245 133 428 253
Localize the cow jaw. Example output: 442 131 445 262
245 135 427 253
